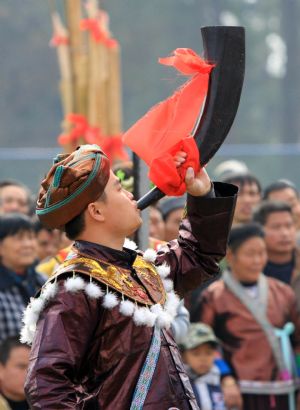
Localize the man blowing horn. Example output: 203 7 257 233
22 143 237 409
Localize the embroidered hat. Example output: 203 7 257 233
36 144 110 229
180 323 219 351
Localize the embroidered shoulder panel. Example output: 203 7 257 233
50 255 166 306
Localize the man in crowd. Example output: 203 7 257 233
23 144 237 409
33 220 59 264
159 195 186 241
263 179 300 231
187 170 262 317
149 205 165 243
253 201 297 284
0 181 31 216
221 172 262 225
197 223 300 409
0 213 45 342
0 337 30 410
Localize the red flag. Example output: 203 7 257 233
123 48 214 196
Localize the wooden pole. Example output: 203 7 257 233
64 0 87 119
107 44 122 135
86 0 109 134
51 12 75 152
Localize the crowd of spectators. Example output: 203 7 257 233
1 160 300 409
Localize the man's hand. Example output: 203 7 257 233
174 151 211 197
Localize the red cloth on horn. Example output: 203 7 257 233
149 137 200 196
122 48 214 196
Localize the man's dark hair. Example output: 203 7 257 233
0 179 27 190
65 210 86 240
159 196 186 221
0 336 29 365
0 179 31 201
221 172 262 193
0 213 34 241
228 222 265 253
253 200 293 226
263 179 299 200
64 191 107 240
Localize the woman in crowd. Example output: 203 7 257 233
197 223 300 410
0 213 45 342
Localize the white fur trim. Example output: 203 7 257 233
85 282 104 299
162 279 174 292
123 238 138 250
164 292 181 316
42 281 58 300
30 297 46 314
64 276 85 293
102 292 118 309
133 306 148 326
150 303 163 315
20 325 35 345
143 309 157 327
156 263 171 279
20 281 59 345
21 304 39 345
22 306 39 328
119 300 135 316
143 248 157 263
156 311 173 330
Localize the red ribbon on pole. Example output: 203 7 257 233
58 114 128 163
80 18 118 48
50 35 69 47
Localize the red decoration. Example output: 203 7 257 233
50 35 69 47
80 18 118 48
123 48 214 196
58 114 128 163
149 137 199 196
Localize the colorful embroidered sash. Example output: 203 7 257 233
130 325 161 410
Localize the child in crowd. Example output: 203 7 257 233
0 337 30 410
181 323 242 410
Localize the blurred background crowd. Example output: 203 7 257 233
2 0 300 409
1 160 300 409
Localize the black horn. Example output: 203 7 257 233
137 26 245 210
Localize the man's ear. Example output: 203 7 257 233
86 202 105 222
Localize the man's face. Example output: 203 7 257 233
234 182 261 223
0 186 30 215
183 343 215 376
227 236 267 282
98 171 142 237
36 229 58 262
0 230 37 273
0 346 30 401
149 207 165 240
268 188 300 229
264 211 296 255
164 208 184 242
